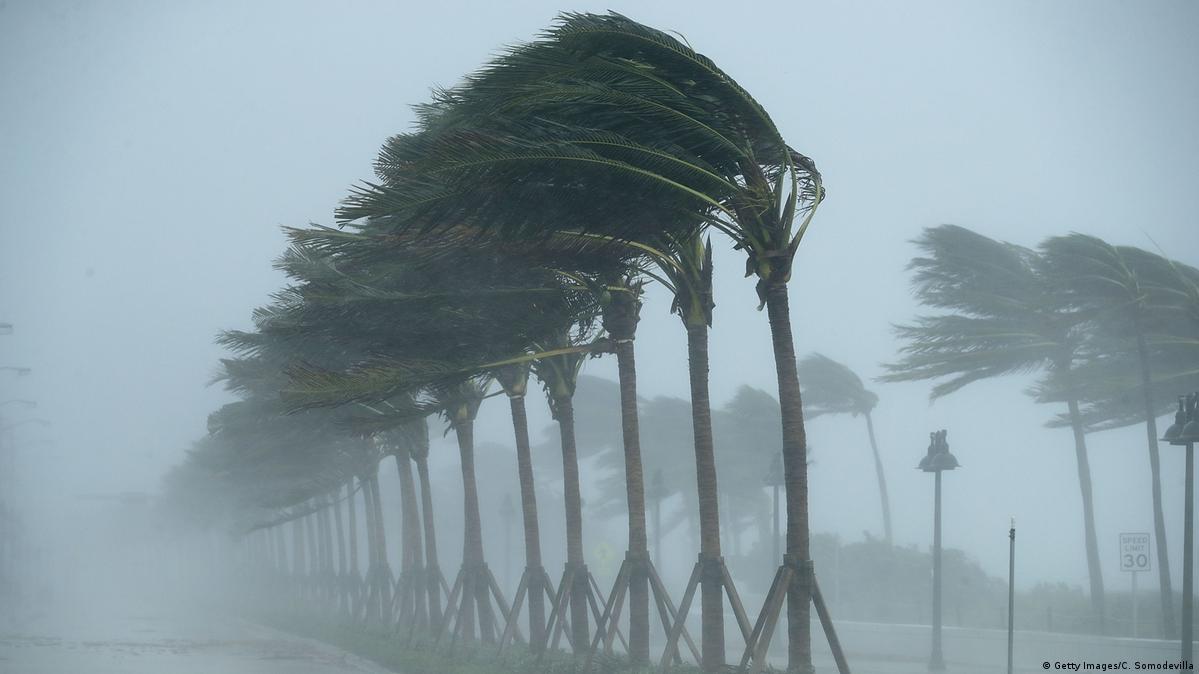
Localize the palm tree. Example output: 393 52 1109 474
531 328 594 653
882 224 1107 632
597 275 654 662
406 426 443 627
799 353 891 545
493 362 548 651
382 424 428 630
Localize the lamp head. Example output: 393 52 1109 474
918 429 960 472
1162 397 1186 444
1178 393 1199 444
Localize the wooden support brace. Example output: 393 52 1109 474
659 560 702 669
434 569 465 645
720 559 754 644
647 561 701 664
811 573 851 674
497 570 530 651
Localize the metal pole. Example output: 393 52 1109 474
931 470 944 670
1183 441 1194 664
1008 517 1015 674
1132 570 1138 639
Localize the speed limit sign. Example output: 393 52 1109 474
1119 533 1151 572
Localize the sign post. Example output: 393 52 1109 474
1120 533 1152 638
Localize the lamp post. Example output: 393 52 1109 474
919 429 960 671
765 453 784 564
1162 393 1198 664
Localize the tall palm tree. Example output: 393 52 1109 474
882 224 1107 632
432 377 496 642
598 275 654 662
382 424 428 629
531 329 593 653
493 362 548 650
799 353 891 545
406 425 443 627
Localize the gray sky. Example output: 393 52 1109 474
2 0 1196 592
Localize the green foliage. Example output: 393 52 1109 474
881 225 1077 399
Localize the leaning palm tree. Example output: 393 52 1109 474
531 328 594 653
882 224 1107 632
799 353 891 546
492 362 549 650
1038 235 1199 636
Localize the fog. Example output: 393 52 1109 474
2 1 1197 672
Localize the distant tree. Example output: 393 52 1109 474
799 353 892 545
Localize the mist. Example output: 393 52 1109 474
2 1 1197 673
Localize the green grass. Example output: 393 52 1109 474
256 612 732 674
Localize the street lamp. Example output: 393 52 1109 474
919 429 959 671
0 367 31 377
1162 393 1198 664
764 453 784 564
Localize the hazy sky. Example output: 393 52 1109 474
2 0 1196 592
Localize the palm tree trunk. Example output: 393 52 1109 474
347 480 360 601
1065 395 1107 634
454 417 495 642
361 477 378 620
332 489 347 614
414 453 443 626
554 392 590 653
293 516 305 594
396 450 426 628
509 393 547 651
317 497 332 609
1135 329 1176 637
369 473 392 624
612 335 650 665
863 412 894 546
686 322 725 670
305 506 320 604
763 281 813 674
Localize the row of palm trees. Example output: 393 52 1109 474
163 12 833 673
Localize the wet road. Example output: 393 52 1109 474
0 607 394 674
